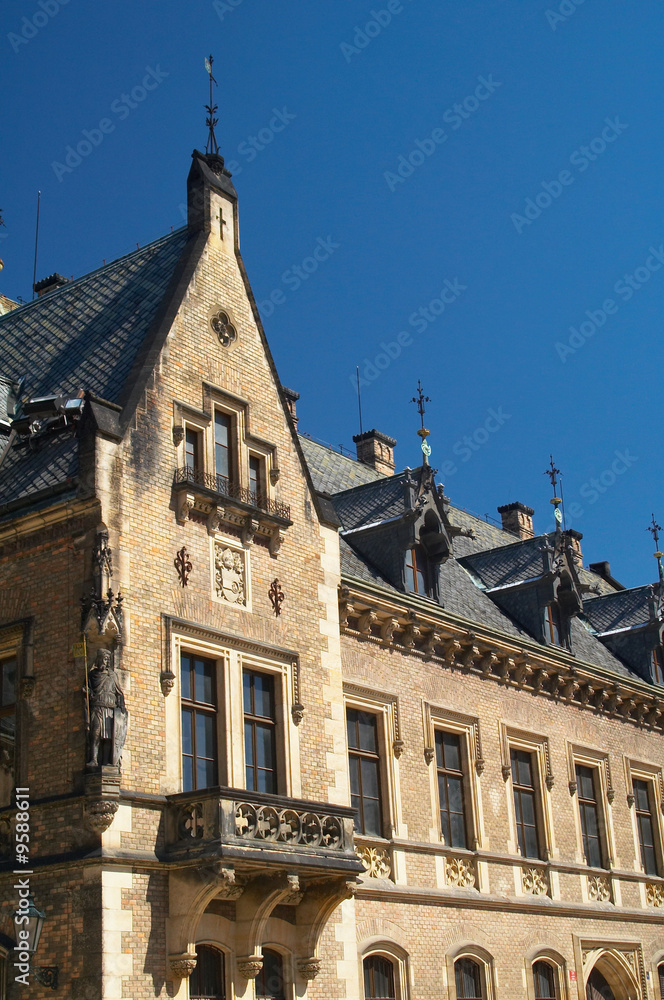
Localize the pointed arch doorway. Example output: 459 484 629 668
586 968 616 1000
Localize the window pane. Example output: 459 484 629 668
364 956 395 999
256 949 284 1000
520 789 536 826
533 961 557 999
253 673 275 719
357 711 378 752
214 412 232 480
185 429 199 472
658 963 664 998
243 670 251 713
455 958 483 999
442 732 461 771
196 713 216 760
181 655 191 700
450 809 467 849
634 779 650 812
523 824 539 860
198 755 217 790
195 658 214 704
361 757 380 799
182 755 194 794
190 945 225 1000
182 709 193 755
576 765 595 801
362 798 382 838
255 722 275 769
581 801 599 839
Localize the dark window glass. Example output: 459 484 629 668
249 455 265 505
544 605 561 645
363 956 396 999
658 962 664 999
633 779 658 876
0 657 17 809
347 708 382 837
243 671 277 793
185 428 200 471
214 411 233 482
436 731 467 849
404 546 427 595
256 948 285 1000
652 646 664 685
190 945 225 999
511 749 541 860
576 765 604 868
455 958 484 999
181 654 217 792
533 961 558 999
586 968 616 999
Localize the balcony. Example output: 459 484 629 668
164 786 362 877
173 467 291 550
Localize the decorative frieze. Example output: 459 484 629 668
355 843 392 879
587 873 612 902
522 866 549 896
234 801 343 849
646 882 664 907
445 855 476 888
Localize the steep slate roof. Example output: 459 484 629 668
458 536 545 589
583 586 654 633
0 228 190 403
0 228 190 517
332 474 408 531
299 436 384 494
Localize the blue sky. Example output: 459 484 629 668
1 0 663 587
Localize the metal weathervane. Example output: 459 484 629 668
204 54 219 155
544 455 563 527
411 380 432 465
647 514 664 585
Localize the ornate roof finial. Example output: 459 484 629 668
410 380 432 465
204 55 219 155
647 514 664 585
544 455 563 528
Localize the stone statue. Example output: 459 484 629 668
83 648 128 767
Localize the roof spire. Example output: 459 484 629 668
204 55 219 155
410 380 432 465
544 454 563 528
647 514 664 585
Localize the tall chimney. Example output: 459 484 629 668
497 502 535 540
282 387 299 427
353 429 396 476
33 273 69 297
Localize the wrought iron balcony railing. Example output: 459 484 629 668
173 466 290 521
165 787 360 871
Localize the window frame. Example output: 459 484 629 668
404 545 429 596
180 651 219 792
255 945 288 1000
169 624 301 798
567 743 615 870
543 603 563 646
624 757 664 879
347 706 384 838
575 763 605 870
360 943 408 1000
510 747 543 861
651 645 664 685
344 687 402 844
189 943 226 1000
501 725 555 863
424 705 484 853
524 950 567 1000
446 946 495 1000
243 668 278 795
435 729 469 850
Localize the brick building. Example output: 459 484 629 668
0 145 662 1000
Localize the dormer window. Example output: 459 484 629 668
651 646 664 685
543 604 562 646
405 546 428 596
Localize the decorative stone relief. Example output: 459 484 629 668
445 856 477 888
646 882 664 907
355 844 392 879
179 801 205 839
214 544 246 605
169 954 197 980
85 799 118 835
587 874 612 902
234 802 343 849
174 546 192 587
297 958 322 981
160 670 175 697
522 867 549 895
237 956 263 979
211 310 237 347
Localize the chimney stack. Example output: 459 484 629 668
282 386 300 427
353 429 396 476
497 502 535 540
33 273 69 298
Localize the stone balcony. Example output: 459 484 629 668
164 786 363 877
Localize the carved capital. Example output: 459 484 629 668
357 609 376 635
85 799 118 835
237 956 263 979
170 953 197 979
242 516 260 547
160 670 175 697
380 617 399 644
297 957 322 982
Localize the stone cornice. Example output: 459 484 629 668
0 497 100 549
340 577 664 730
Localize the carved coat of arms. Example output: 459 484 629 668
215 546 246 605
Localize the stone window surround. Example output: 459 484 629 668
566 742 617 873
344 685 403 842
360 941 410 1000
572 937 647 1000
623 756 664 879
172 388 280 496
423 703 485 852
523 948 567 1000
500 724 556 863
446 944 495 1000
0 619 33 803
165 622 301 799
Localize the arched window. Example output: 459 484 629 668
455 958 485 999
658 963 664 1000
364 955 396 999
533 961 558 999
189 945 225 1000
256 948 285 1000
586 968 616 1000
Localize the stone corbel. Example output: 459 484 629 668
177 492 196 525
199 861 245 900
420 629 441 656
357 609 376 635
380 617 399 644
297 957 322 982
401 622 420 649
269 529 285 556
444 638 461 664
424 746 435 765
497 656 515 684
513 656 532 688
207 505 225 535
291 703 305 726
172 425 184 447
561 671 579 702
84 766 121 835
478 650 498 678
269 467 280 485
457 643 480 671
237 956 263 979
160 670 175 697
242 516 259 547
393 738 405 759
169 953 197 980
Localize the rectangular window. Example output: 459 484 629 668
576 764 604 868
181 654 218 792
347 708 383 837
511 749 541 859
249 454 266 506
0 656 16 809
214 411 233 484
243 670 277 794
436 730 467 849
185 427 201 472
405 546 427 595
543 605 561 645
633 778 658 876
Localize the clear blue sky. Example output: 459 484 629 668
2 0 662 587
